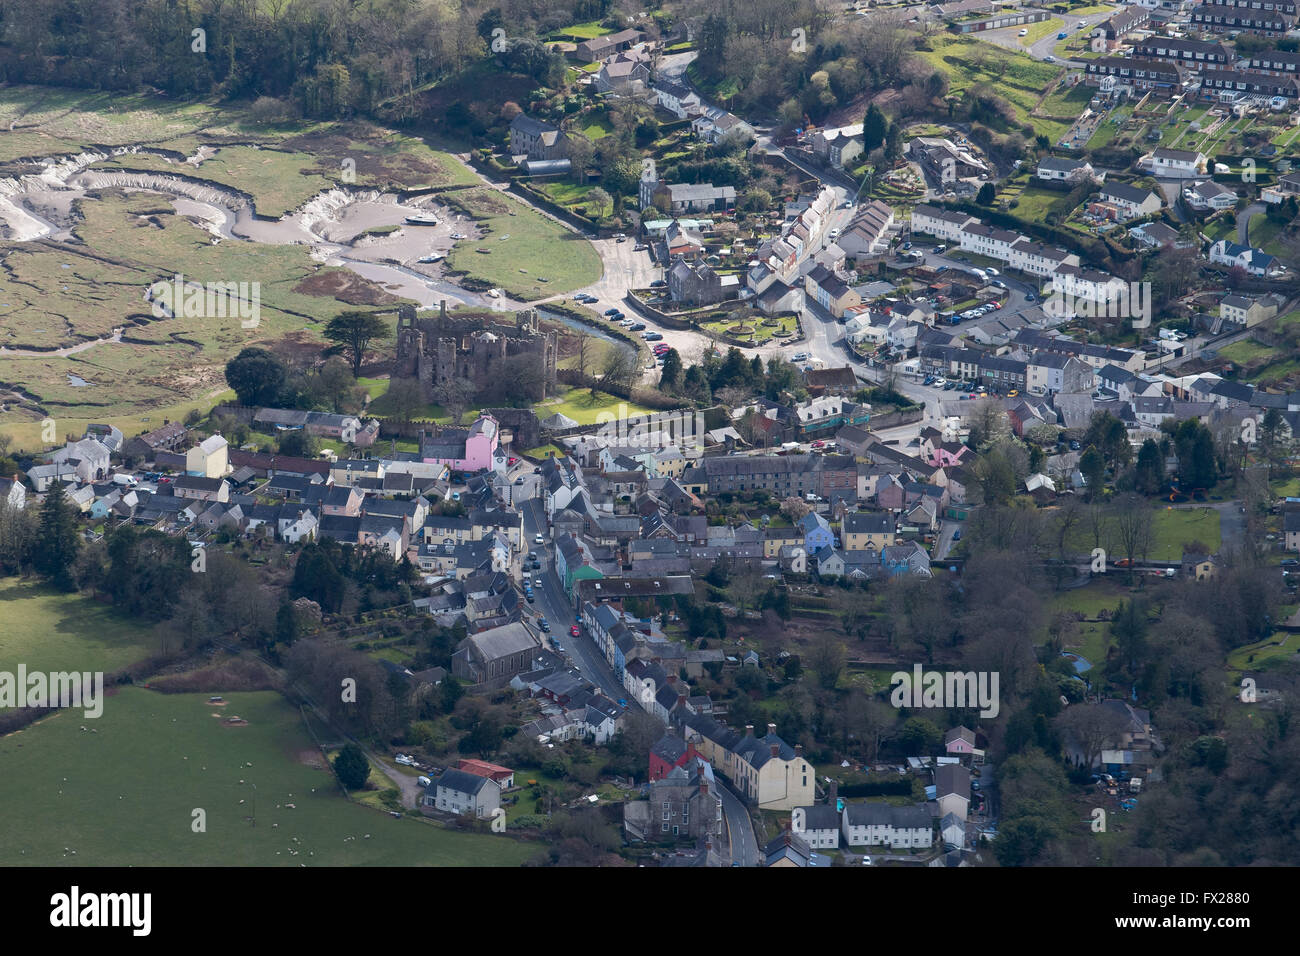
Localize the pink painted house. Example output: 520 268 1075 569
926 442 970 469
419 414 500 474
945 725 976 756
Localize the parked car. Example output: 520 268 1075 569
570 625 581 637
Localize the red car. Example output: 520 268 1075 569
157 476 172 483
508 456 518 465
570 625 581 638
811 440 825 449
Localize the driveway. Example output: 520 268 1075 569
1237 202 1266 245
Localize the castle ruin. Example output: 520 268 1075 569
394 303 558 402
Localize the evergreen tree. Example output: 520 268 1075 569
1134 438 1164 495
36 482 79 590
333 744 370 790
863 103 888 154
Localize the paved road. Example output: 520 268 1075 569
718 777 760 867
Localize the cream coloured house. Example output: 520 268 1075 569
186 434 229 478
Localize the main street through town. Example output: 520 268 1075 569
506 474 763 865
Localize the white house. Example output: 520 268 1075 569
1209 240 1281 277
425 768 502 819
49 438 111 484
1036 157 1097 183
1096 182 1163 220
1008 237 1079 277
1141 147 1207 178
792 804 842 849
841 803 934 849
910 205 978 243
1183 179 1237 211
653 79 701 119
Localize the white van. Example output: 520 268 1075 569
112 473 139 487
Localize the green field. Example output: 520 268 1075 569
916 35 1064 135
443 189 601 299
1064 505 1222 562
0 578 159 681
0 688 537 866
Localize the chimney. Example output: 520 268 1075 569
666 674 676 686
678 693 687 711
829 779 838 806
744 724 754 737
795 744 803 759
770 742 780 758
767 722 777 738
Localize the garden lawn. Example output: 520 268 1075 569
0 688 537 865
1226 631 1300 675
1218 340 1275 365
533 387 654 426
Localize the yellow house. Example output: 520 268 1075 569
185 434 228 478
680 466 707 496
1182 551 1218 581
653 446 687 479
764 527 803 559
841 511 895 551
730 723 816 811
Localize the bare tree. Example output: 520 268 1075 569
1113 493 1154 572
384 376 426 426
573 330 593 379
432 377 477 425
807 637 847 690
